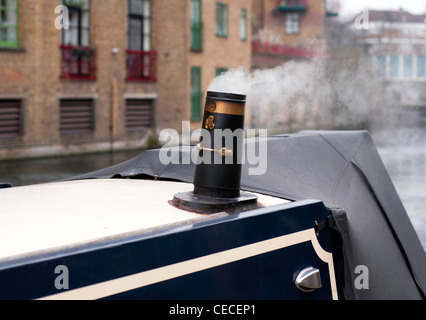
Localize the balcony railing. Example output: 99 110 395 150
126 50 157 82
252 40 326 60
325 0 340 17
60 45 97 80
276 0 308 12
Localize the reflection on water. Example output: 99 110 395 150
0 149 144 187
1 129 425 251
374 128 426 251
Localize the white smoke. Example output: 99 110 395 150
207 57 396 132
208 67 250 96
208 60 328 129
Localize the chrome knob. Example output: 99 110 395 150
295 267 322 293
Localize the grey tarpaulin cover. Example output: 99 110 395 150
68 131 426 300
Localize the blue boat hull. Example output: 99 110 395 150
0 199 340 300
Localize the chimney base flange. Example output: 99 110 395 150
172 191 258 215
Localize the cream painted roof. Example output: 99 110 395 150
0 179 289 264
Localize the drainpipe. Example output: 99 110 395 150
110 76 117 153
110 47 120 153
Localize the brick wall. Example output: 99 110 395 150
0 0 158 159
154 0 189 132
154 0 252 132
0 0 253 159
252 0 326 49
188 0 252 131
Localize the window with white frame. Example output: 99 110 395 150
216 2 228 37
128 0 151 51
417 55 426 78
285 13 300 35
376 55 386 78
62 0 90 46
375 54 426 80
0 0 19 47
403 55 413 78
390 55 399 78
240 8 247 40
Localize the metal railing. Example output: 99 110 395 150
252 40 326 60
60 45 97 80
126 50 157 82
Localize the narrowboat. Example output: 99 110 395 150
0 92 425 300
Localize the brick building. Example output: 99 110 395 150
248 0 339 130
0 0 252 160
159 0 252 132
352 9 426 126
251 0 338 69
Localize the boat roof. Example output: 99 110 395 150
0 179 289 264
2 130 426 299
64 131 426 299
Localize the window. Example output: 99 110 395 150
0 100 21 137
0 0 19 47
128 0 151 51
126 0 155 82
403 55 412 78
240 8 247 40
191 0 202 51
285 13 300 35
390 55 399 78
417 55 425 78
59 99 94 135
191 67 202 121
62 0 90 47
376 55 386 78
125 99 154 131
216 2 228 37
216 68 228 76
60 0 95 80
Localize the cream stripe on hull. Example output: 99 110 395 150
39 228 338 300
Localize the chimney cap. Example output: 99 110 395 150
207 91 246 104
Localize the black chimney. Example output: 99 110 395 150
173 91 258 214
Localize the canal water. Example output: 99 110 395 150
374 128 426 251
0 129 425 251
0 149 143 187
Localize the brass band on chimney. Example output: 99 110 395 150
172 91 258 214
